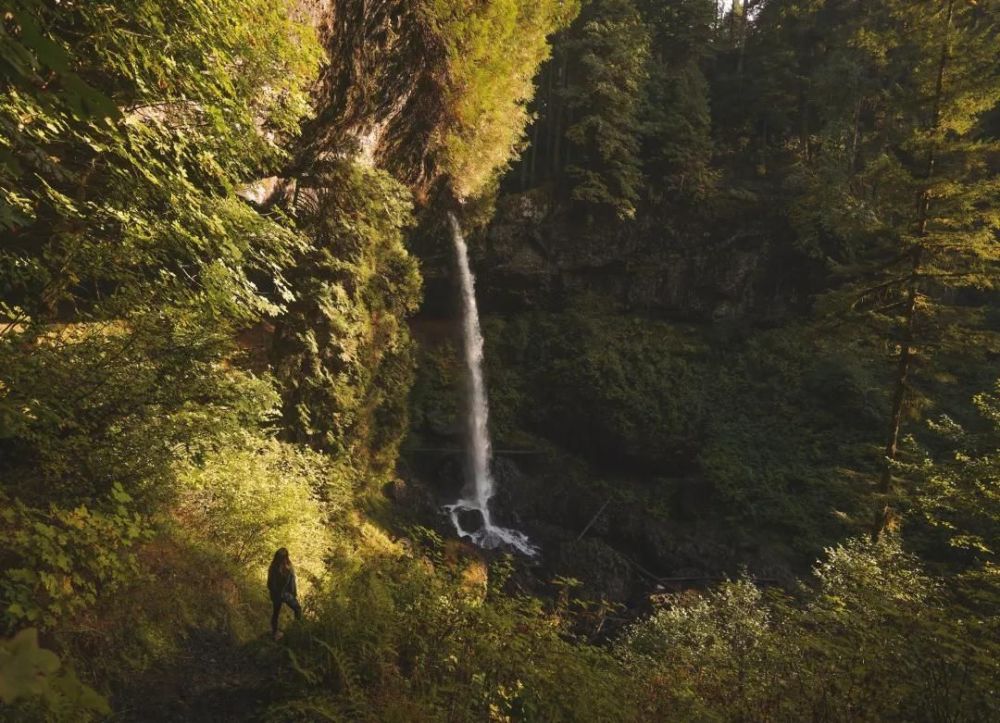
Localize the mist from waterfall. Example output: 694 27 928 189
445 213 537 556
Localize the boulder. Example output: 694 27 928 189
455 507 485 534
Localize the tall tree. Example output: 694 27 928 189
562 0 650 220
638 0 717 205
785 0 1000 532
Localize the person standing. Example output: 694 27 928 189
267 547 302 640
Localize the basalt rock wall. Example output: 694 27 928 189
467 191 821 322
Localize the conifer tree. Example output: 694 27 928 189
638 0 717 205
787 0 1000 531
562 0 650 219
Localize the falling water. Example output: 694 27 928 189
445 213 537 556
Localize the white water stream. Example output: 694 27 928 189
444 213 537 556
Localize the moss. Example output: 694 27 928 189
478 309 898 557
420 0 579 197
272 160 422 492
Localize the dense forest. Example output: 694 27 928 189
1 0 998 720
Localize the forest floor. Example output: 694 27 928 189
111 628 278 722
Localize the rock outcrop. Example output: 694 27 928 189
468 190 819 321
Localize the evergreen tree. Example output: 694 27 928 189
763 0 1000 533
812 1 999 530
562 0 649 219
638 0 717 205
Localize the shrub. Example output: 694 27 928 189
175 434 340 587
0 485 148 634
619 536 998 722
0 628 108 721
267 539 635 722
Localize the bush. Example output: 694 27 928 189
175 434 340 587
0 486 148 634
0 628 108 722
619 536 998 722
266 537 634 722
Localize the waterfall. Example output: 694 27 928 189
445 213 537 556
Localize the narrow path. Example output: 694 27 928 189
112 629 279 722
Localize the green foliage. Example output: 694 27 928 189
695 327 887 539
562 0 649 219
0 628 108 721
638 0 718 204
621 536 998 722
262 535 995 722
0 486 148 633
266 546 633 722
0 0 323 504
621 575 780 720
482 310 886 550
409 339 463 440
176 435 340 580
510 0 717 213
0 316 280 506
273 160 421 488
908 381 1000 573
791 0 1000 288
1 0 320 327
716 1 1000 510
422 0 579 197
489 310 705 465
0 0 331 710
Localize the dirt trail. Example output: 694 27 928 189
112 629 280 722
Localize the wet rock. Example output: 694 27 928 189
492 456 524 488
430 455 465 498
488 457 531 527
384 476 442 522
455 507 485 534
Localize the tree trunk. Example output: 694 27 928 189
798 87 810 161
544 61 557 182
527 119 539 189
736 0 748 78
879 250 920 496
551 49 568 177
875 0 953 535
849 97 862 173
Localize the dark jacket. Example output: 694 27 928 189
267 565 297 602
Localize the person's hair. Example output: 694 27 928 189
270 547 292 576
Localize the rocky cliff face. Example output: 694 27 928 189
465 190 820 322
285 2 815 327
301 0 448 191
240 1 451 211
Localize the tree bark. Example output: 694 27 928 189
544 61 557 182
527 118 539 189
879 248 920 497
736 0 748 78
